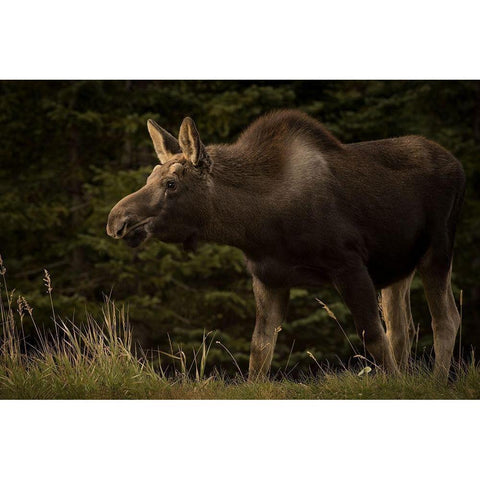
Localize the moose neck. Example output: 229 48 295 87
201 145 272 254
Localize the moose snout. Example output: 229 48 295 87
106 212 131 239
107 186 156 240
106 198 139 239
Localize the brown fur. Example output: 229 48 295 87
107 110 466 379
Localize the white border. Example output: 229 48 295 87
1 1 480 79
1 400 478 479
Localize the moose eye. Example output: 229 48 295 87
166 180 176 190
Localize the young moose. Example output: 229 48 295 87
107 110 465 379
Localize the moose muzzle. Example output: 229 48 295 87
107 214 150 239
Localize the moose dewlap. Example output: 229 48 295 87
106 110 465 380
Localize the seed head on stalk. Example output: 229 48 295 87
43 269 56 324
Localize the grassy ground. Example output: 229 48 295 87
2 362 480 399
1 266 479 400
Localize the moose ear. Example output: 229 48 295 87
178 117 210 169
147 119 181 164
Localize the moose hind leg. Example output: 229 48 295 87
248 276 290 381
381 272 415 370
419 253 460 378
334 266 399 374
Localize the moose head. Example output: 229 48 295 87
106 118 213 250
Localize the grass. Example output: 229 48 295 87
1 258 480 399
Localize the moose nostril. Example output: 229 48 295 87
115 221 127 238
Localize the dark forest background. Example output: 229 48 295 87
1 80 479 374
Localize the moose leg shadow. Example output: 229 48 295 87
334 266 399 374
248 276 290 381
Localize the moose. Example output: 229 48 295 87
107 110 465 380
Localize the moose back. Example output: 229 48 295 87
107 110 465 379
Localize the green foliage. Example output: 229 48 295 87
1 80 479 375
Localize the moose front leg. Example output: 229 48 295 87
248 276 290 381
334 266 399 374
